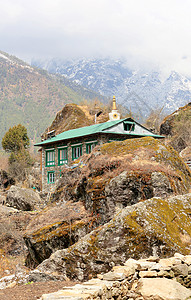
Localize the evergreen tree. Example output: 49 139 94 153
2 124 29 153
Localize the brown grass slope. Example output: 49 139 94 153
160 103 191 154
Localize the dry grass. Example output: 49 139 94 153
81 148 177 183
25 201 90 234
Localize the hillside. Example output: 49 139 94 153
0 51 106 145
0 135 191 296
24 137 191 267
41 103 110 140
160 103 191 155
32 57 191 120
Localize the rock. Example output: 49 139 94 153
146 256 160 263
174 252 185 261
151 172 173 198
35 194 191 281
139 270 158 278
136 277 191 300
171 264 188 277
137 261 157 271
159 257 182 268
27 270 62 282
24 201 96 267
0 272 28 289
185 255 191 265
102 272 125 281
112 265 136 277
6 186 43 211
157 269 175 278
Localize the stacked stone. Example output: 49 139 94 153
39 253 191 299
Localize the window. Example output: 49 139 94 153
45 149 55 166
86 141 97 154
47 171 55 184
58 147 68 165
72 144 82 160
123 122 135 132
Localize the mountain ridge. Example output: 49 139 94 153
0 51 107 145
32 57 191 120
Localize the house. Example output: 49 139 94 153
35 97 164 191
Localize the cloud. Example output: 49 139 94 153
0 0 191 75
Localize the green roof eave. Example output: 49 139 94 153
102 131 165 138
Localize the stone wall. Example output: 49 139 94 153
38 253 191 299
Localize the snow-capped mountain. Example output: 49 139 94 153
32 57 191 119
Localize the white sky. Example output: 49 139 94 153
0 0 191 76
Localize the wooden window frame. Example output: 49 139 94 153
86 141 98 154
72 144 83 161
47 171 55 184
58 147 68 165
45 149 55 167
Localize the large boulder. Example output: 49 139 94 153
24 201 97 267
36 193 191 281
6 186 43 211
136 278 191 300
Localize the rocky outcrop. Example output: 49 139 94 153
38 253 191 300
160 103 191 152
24 201 97 268
0 203 34 277
6 186 44 211
23 137 191 267
35 193 191 281
42 103 108 140
53 137 191 224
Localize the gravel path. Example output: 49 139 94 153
0 280 77 300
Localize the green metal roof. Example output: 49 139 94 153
35 119 124 146
34 118 164 147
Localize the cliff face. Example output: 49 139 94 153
24 137 191 267
160 103 191 153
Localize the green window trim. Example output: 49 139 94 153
45 149 55 167
47 171 55 184
72 144 83 160
86 141 98 154
58 147 68 165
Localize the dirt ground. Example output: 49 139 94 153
0 280 77 300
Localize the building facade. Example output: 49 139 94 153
35 112 164 192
